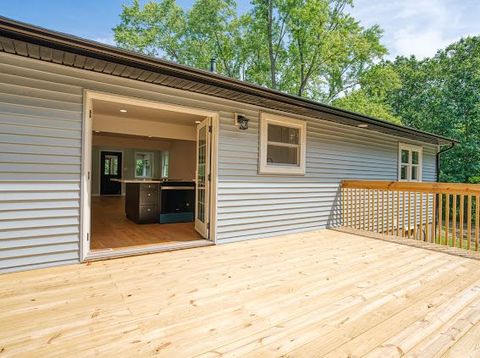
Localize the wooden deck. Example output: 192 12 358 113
2 230 480 357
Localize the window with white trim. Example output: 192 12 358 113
135 152 154 178
259 113 306 175
398 144 422 181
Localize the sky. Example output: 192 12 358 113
0 0 479 59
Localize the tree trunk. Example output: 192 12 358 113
267 0 277 89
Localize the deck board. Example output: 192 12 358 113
1 229 480 357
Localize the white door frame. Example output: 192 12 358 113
80 90 219 261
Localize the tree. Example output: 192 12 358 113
113 0 386 103
386 38 480 182
114 0 244 77
333 63 402 124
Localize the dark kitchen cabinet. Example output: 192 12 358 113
125 183 159 224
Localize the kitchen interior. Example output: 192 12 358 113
89 98 211 253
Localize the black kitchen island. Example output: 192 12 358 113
111 179 195 224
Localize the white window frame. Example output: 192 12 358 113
398 143 423 182
135 151 154 178
259 112 307 175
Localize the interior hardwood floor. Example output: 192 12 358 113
2 229 480 357
91 196 203 251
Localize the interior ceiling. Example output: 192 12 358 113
92 99 206 125
93 131 177 143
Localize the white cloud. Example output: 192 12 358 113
349 0 480 59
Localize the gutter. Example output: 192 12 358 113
0 16 456 146
436 141 456 182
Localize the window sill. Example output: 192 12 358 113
258 166 306 175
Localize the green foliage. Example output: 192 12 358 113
333 64 402 123
114 0 386 103
385 37 480 183
113 1 480 184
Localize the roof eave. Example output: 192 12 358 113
0 16 457 146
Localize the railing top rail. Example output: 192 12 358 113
341 180 480 195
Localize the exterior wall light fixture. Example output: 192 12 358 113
235 113 249 130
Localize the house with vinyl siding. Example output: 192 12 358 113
0 16 456 273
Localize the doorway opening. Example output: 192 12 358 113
82 92 217 260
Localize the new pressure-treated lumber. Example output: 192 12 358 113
1 229 480 357
341 180 480 253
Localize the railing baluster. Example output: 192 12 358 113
438 193 443 245
392 191 395 236
352 189 355 228
413 192 418 240
348 187 352 227
425 193 429 242
407 191 411 239
460 195 464 249
368 190 371 231
386 190 390 235
419 192 423 241
363 189 366 231
371 190 375 231
468 195 472 250
376 190 379 233
445 193 450 246
453 194 457 248
476 194 479 251
354 189 358 229
397 191 400 237
381 190 385 234
355 189 360 229
403 191 406 238
432 193 436 243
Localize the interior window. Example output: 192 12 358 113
135 152 154 178
161 151 169 178
398 144 422 182
104 155 118 175
259 113 306 175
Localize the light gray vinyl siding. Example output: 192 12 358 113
216 112 438 243
0 52 438 272
0 61 82 272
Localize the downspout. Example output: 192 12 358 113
436 141 456 182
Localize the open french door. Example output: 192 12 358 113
195 117 211 239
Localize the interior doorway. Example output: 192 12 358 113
81 91 218 260
100 150 122 195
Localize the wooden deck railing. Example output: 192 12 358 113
341 180 480 251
